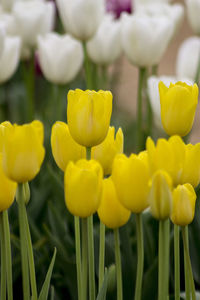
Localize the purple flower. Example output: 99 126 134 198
106 0 132 19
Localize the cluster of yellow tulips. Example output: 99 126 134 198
0 80 199 300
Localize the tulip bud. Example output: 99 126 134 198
51 121 86 172
112 153 149 213
148 170 172 220
64 159 103 218
159 81 198 137
91 127 123 176
171 184 196 226
2 121 45 183
186 0 200 35
0 153 17 212
98 177 131 229
67 89 112 147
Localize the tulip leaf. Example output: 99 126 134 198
96 268 108 300
38 248 57 300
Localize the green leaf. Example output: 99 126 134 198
96 268 108 300
38 248 57 300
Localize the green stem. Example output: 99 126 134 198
17 184 31 300
86 147 91 160
195 53 200 84
182 226 196 300
98 221 105 291
101 66 108 90
52 84 63 122
164 219 170 299
134 213 144 300
114 228 123 300
152 65 158 76
158 220 165 300
174 225 180 300
183 226 190 300
0 212 6 300
74 216 82 300
2 210 13 300
87 215 96 300
82 218 88 300
83 42 93 89
136 67 146 152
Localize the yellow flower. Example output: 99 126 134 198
112 153 149 213
171 183 196 226
64 159 103 218
0 153 17 212
180 143 200 188
91 127 123 176
51 121 86 172
159 81 198 136
2 121 45 183
0 121 12 152
97 177 131 229
146 136 185 186
67 89 112 147
148 170 172 220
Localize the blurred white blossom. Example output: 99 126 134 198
86 15 122 65
147 76 194 130
186 0 200 35
0 12 17 35
56 0 105 41
37 33 84 85
0 0 14 12
121 13 174 67
176 37 200 82
133 0 171 10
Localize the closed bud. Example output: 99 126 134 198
148 170 172 220
67 89 112 147
64 159 103 218
92 127 123 176
171 183 196 226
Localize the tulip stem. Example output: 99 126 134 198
114 228 123 300
183 226 190 300
195 53 200 85
82 218 88 300
83 42 93 89
17 184 31 300
2 210 13 300
74 216 82 300
134 213 144 300
182 226 196 300
52 84 64 122
86 147 91 160
98 221 105 291
152 65 158 76
0 212 6 300
174 224 180 300
87 215 96 300
136 67 146 152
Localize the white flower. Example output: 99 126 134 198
186 0 200 35
0 12 17 35
147 76 194 130
133 0 171 10
56 0 105 41
86 15 122 65
0 36 21 83
12 0 55 57
0 26 5 58
176 37 200 82
37 33 84 85
121 13 174 67
0 0 14 12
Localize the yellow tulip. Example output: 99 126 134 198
98 177 131 229
112 153 149 213
67 89 112 147
180 143 200 188
148 170 172 220
91 127 123 176
146 135 185 186
0 153 17 212
171 183 196 226
2 121 45 183
159 81 198 136
64 159 103 218
51 121 86 172
0 121 12 152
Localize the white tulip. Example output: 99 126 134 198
121 13 174 67
37 33 84 85
0 25 5 58
135 3 184 36
0 12 17 35
86 15 122 65
12 0 55 55
133 0 171 10
147 75 194 130
0 0 14 12
56 0 105 41
176 37 200 81
186 0 200 35
0 36 21 83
